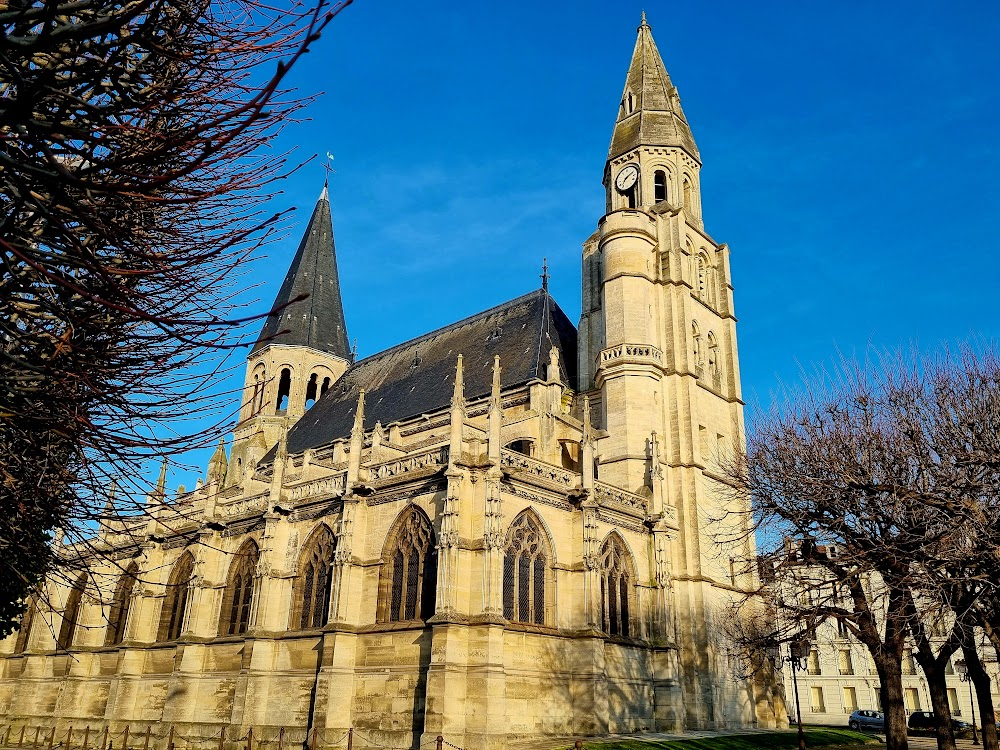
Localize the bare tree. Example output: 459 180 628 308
720 348 1000 750
0 0 353 634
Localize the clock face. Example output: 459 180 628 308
615 164 639 193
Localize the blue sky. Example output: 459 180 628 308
161 0 1000 490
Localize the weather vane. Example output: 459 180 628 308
323 151 336 186
541 257 550 292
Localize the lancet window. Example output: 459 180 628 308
502 511 550 626
13 598 37 654
654 170 667 203
707 332 720 380
158 551 195 641
106 563 138 646
57 573 87 650
220 541 259 636
294 526 336 630
599 534 636 637
276 367 292 413
378 507 437 622
692 321 703 370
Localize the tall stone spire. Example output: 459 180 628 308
608 14 699 162
253 186 350 357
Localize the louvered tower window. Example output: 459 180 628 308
502 512 548 625
57 573 87 650
221 541 259 635
295 526 336 629
158 551 195 641
599 534 635 637
379 508 437 622
654 170 667 202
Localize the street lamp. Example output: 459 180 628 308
955 659 981 746
784 638 810 750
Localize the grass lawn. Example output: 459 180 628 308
574 728 879 750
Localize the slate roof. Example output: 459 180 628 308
608 15 699 162
252 188 351 357
276 289 578 457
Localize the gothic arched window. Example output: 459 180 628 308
293 525 336 630
599 534 636 637
503 511 551 626
158 551 195 641
220 540 259 636
683 177 693 209
378 507 437 623
57 573 87 650
106 563 138 646
692 321 703 369
276 367 292 413
707 331 720 380
13 598 37 654
654 170 667 203
305 373 318 410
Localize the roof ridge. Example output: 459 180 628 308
352 288 547 366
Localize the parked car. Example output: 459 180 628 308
908 711 972 733
849 710 886 731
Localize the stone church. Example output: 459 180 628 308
0 16 784 749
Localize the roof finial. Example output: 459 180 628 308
540 257 550 292
322 151 335 196
156 457 168 496
640 10 649 28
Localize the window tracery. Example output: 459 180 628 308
158 552 195 641
599 534 635 637
221 541 259 636
57 573 87 650
502 511 550 625
106 563 138 646
378 508 437 622
294 526 336 629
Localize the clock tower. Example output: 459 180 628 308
578 14 760 727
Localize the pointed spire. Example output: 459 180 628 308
207 437 228 486
609 15 699 162
347 389 366 491
156 457 168 495
449 356 466 468
352 388 366 435
582 395 595 491
488 356 503 462
253 185 350 357
451 354 465 410
104 478 118 516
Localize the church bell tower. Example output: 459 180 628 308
578 14 757 727
227 186 352 486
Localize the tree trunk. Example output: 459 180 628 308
963 641 998 750
921 659 957 750
876 655 909 750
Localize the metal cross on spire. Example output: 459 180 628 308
541 257 550 292
323 151 336 187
